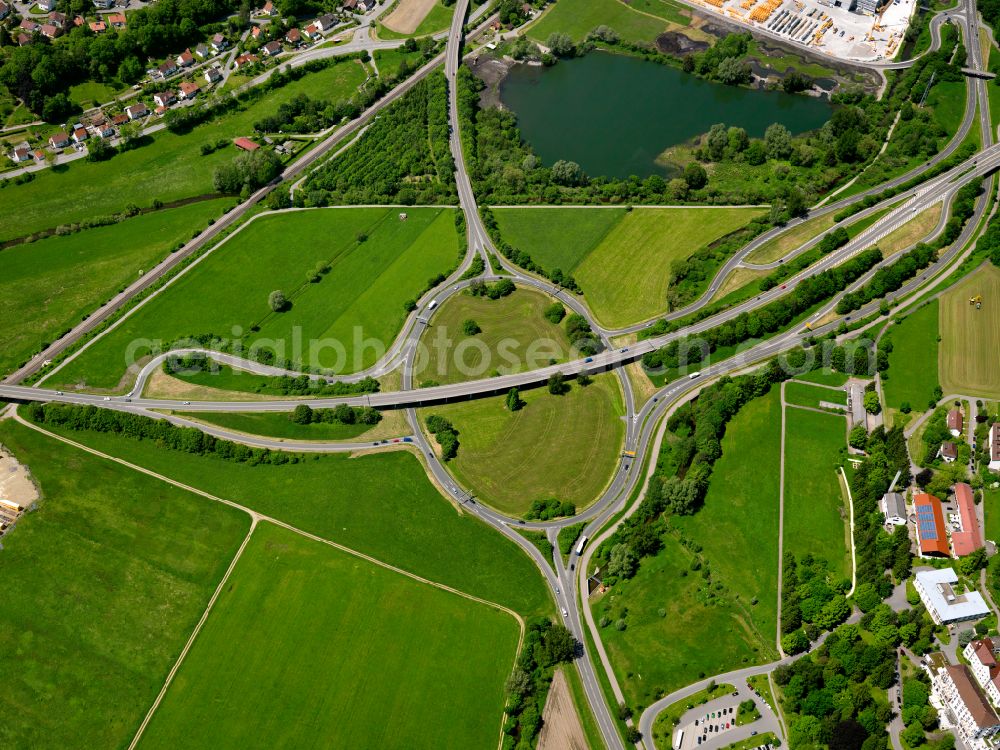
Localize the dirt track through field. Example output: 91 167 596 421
383 0 438 33
537 669 588 750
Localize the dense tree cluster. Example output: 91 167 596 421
780 553 851 653
502 618 577 750
26 401 302 465
290 403 380 426
468 277 516 299
836 242 937 315
565 313 599 356
850 426 911 593
0 0 240 120
304 73 455 205
524 497 575 521
641 248 882 374
425 414 459 460
481 206 582 292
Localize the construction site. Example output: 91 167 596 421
684 0 917 62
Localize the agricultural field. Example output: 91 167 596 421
0 60 368 244
527 0 677 43
883 300 941 411
597 391 781 708
33 418 551 616
421 374 625 515
137 522 520 750
379 0 453 37
0 420 250 749
419 287 568 384
939 264 1000 398
782 405 852 581
492 206 766 327
0 199 233 379
52 207 461 391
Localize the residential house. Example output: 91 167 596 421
285 27 301 45
262 40 282 56
39 24 59 39
929 661 1000 750
153 90 176 108
48 11 67 28
914 493 950 557
259 0 277 16
9 145 32 163
33 149 46 162
72 126 89 143
37 0 55 11
251 25 263 40
154 104 168 117
16 33 32 46
315 12 337 31
176 49 195 67
48 132 70 149
204 66 222 84
989 424 1000 472
358 0 375 11
965 638 1000 707
940 442 958 463
178 81 200 99
73 15 85 27
0 1 10 21
914 568 990 624
211 32 228 52
949 408 965 437
952 483 984 558
342 0 358 11
107 12 126 28
19 18 39 34
92 0 114 7
157 60 178 78
93 119 115 138
303 23 319 40
112 112 129 126
124 102 148 120
233 136 259 151
89 20 107 32
234 53 259 69
195 42 210 58
881 492 907 526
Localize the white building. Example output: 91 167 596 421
964 638 1000 707
930 661 1000 750
989 424 1000 472
881 492 907 526
914 568 990 625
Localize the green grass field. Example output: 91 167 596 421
421 375 625 515
782 405 851 581
0 61 367 243
420 287 568 384
883 300 941 410
492 207 765 327
783 381 848 410
927 81 968 139
67 81 119 108
939 264 1000 398
0 420 250 749
793 368 850 387
33 418 551 616
672 390 782 647
137 522 519 750
598 391 781 709
174 411 382 440
54 207 460 391
527 0 672 43
0 199 233 379
983 486 1000 545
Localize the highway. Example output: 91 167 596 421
3 0 998 747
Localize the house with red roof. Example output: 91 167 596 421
39 23 59 39
234 53 260 70
179 81 200 99
940 441 958 463
952 483 984 558
107 12 126 27
233 137 260 151
262 40 282 56
72 126 89 143
949 408 965 437
48 132 70 149
89 20 107 32
153 91 176 108
176 49 195 67
965 638 1000 706
9 145 32 163
285 27 301 45
915 493 950 557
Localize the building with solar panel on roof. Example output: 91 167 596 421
915 568 990 625
914 493 950 557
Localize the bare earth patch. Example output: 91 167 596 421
537 669 588 750
383 0 438 34
142 368 279 401
0 446 40 508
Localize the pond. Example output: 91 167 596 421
498 51 833 179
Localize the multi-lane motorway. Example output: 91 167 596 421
3 1 998 748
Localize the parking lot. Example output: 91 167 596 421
672 680 785 750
